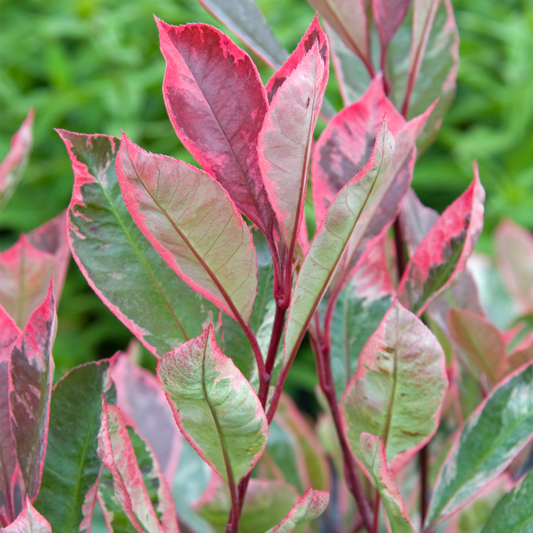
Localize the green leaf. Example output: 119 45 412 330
59 130 217 358
426 362 533 527
359 434 415 533
342 300 447 472
157 326 268 489
35 360 115 533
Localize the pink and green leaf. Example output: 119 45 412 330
426 362 533 527
116 134 258 324
157 19 276 237
9 284 56 501
111 354 181 485
373 0 411 57
61 130 217 357
341 300 447 472
0 109 34 211
3 498 51 533
0 212 69 329
449 309 507 385
397 167 485 317
359 434 415 533
268 486 329 533
157 325 268 487
34 359 115 533
259 39 327 256
508 335 533 374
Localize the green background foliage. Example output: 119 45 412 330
1 0 532 382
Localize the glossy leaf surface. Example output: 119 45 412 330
158 326 268 486
359 434 415 533
269 486 329 533
284 121 396 363
10 285 56 501
117 134 257 324
260 42 327 255
35 360 115 533
61 130 216 357
427 362 533 527
0 212 69 329
397 170 485 316
3 498 51 533
158 19 275 236
342 300 447 471
197 0 288 68
449 309 507 385
111 354 181 484
0 109 34 210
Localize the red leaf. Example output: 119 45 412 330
265 14 329 103
3 497 51 533
157 19 276 237
9 283 56 501
0 212 69 328
373 0 411 55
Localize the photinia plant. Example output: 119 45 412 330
1 0 533 532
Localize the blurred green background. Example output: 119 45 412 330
1 0 532 385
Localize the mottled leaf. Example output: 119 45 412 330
34 360 115 533
0 306 20 526
0 109 34 211
60 130 216 357
268 486 329 533
427 362 533 527
3 498 51 533
111 354 181 485
260 41 327 256
495 219 533 315
397 168 485 316
0 212 69 329
197 0 289 68
157 326 268 488
157 19 276 237
10 284 56 501
359 434 415 533
342 300 447 472
117 134 257 324
449 309 507 385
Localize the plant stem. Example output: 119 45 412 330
372 489 381 533
419 444 429 528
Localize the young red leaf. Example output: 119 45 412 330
157 326 268 493
10 283 56 502
265 15 328 102
373 0 411 57
3 497 51 533
427 362 533 527
0 212 69 328
397 166 485 316
259 42 327 257
157 19 276 237
0 109 34 210
359 434 415 533
449 309 507 385
116 134 257 324
495 219 533 315
268 486 329 533
111 353 181 484
342 300 447 472
0 305 20 526
311 75 406 226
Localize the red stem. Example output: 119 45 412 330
419 444 429 528
372 489 381 533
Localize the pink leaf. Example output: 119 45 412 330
111 353 182 484
508 334 533 374
9 283 56 501
311 75 406 227
397 165 485 316
373 0 412 56
116 134 257 324
259 40 327 257
157 19 276 237
0 306 20 526
0 109 34 210
0 212 69 328
265 14 328 102
3 497 51 533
